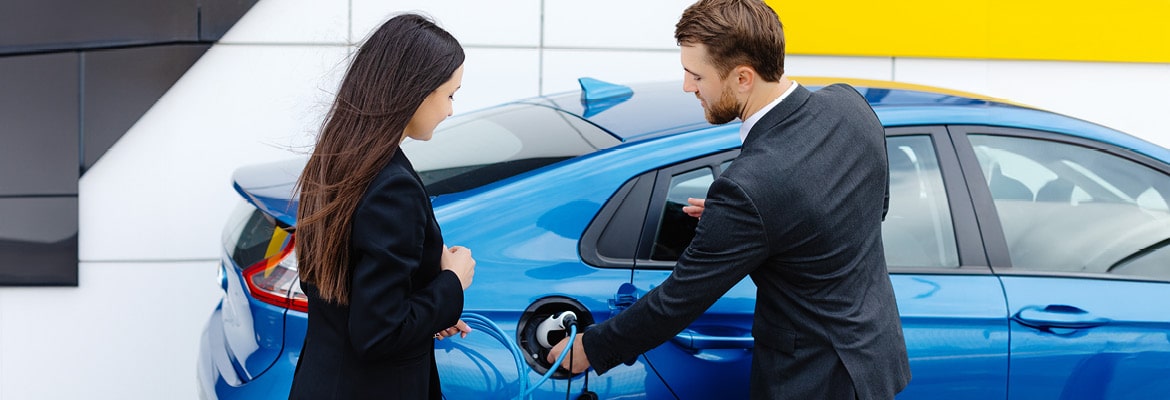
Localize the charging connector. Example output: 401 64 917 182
535 311 578 349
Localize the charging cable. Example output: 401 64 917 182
460 312 578 400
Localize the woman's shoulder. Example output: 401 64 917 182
371 150 418 182
355 151 427 221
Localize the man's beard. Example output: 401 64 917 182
704 84 741 125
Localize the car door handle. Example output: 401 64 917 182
671 330 754 350
1012 304 1110 330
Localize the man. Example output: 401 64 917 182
546 0 911 398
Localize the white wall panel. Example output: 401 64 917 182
80 44 348 261
218 0 348 44
541 49 681 95
786 55 894 81
459 48 542 112
544 0 693 50
0 262 221 400
352 0 541 47
895 58 1170 148
985 61 1170 149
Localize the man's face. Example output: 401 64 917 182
681 43 740 124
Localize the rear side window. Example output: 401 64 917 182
969 134 1170 278
402 104 620 196
223 202 281 268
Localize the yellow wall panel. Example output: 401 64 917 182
765 0 1170 63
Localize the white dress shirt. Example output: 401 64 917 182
739 81 799 143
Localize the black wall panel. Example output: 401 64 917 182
0 0 256 285
0 197 79 285
83 44 210 170
199 0 259 41
0 0 199 55
0 52 80 196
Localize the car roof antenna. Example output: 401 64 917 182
579 77 634 117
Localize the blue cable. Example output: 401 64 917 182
459 312 577 400
528 324 576 395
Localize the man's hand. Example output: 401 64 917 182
682 198 706 219
545 333 590 373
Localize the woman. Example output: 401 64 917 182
289 14 476 400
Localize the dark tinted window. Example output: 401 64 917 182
969 135 1170 278
224 202 279 268
651 167 714 261
402 104 620 196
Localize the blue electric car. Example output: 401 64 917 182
197 77 1170 399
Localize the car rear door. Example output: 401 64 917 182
951 127 1170 399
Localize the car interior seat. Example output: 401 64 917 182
1035 177 1076 203
988 164 1034 201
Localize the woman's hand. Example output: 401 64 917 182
441 245 475 290
434 319 472 340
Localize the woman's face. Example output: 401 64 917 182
405 64 464 141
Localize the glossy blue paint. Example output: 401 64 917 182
199 303 300 399
200 78 1170 400
231 159 302 227
578 77 634 118
891 275 1010 399
216 261 287 381
1000 276 1170 399
873 105 1170 163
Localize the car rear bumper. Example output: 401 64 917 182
198 302 301 400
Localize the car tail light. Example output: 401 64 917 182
242 232 308 313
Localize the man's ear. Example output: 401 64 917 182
733 65 756 93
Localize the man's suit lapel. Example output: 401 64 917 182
742 84 811 148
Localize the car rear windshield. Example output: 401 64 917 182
401 103 620 196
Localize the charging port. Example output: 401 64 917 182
517 296 594 378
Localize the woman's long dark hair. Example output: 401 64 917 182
295 14 464 305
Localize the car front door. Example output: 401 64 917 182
884 129 1009 400
629 152 756 399
953 127 1170 399
627 129 1013 399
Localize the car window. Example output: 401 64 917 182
638 136 961 268
650 167 714 261
402 104 620 196
884 136 960 268
969 135 1170 278
224 201 280 268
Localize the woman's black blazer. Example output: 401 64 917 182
289 150 464 400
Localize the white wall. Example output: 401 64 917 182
1 0 1166 398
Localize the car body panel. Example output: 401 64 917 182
891 274 1010 399
217 255 287 381
232 160 301 227
1000 276 1170 399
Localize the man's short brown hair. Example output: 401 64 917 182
675 0 785 81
